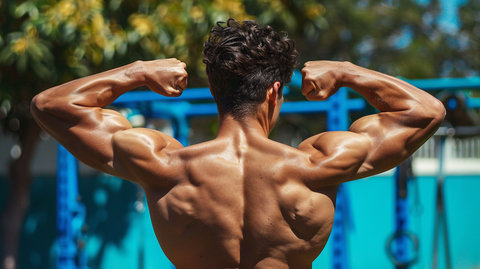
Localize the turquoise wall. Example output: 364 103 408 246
1 174 479 269
314 175 480 269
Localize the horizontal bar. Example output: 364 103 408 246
467 98 480 108
403 77 480 90
292 70 480 91
113 69 310 104
281 99 365 114
113 88 213 104
289 69 303 89
185 103 217 117
112 76 480 107
180 99 365 117
435 126 480 136
182 102 335 117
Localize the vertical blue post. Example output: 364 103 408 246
432 136 451 269
328 88 351 269
56 144 79 269
394 166 410 267
327 88 349 133
331 185 351 269
150 101 191 146
387 163 418 268
174 112 190 147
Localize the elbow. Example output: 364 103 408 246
429 98 446 127
30 91 57 121
415 97 445 130
30 93 44 120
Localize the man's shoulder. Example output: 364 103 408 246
112 128 183 154
297 131 370 157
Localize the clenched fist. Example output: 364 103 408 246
301 61 348 101
141 58 188 97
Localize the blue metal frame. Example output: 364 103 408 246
386 162 419 269
55 74 480 269
56 145 87 269
403 76 480 91
432 136 452 269
394 166 411 266
328 88 354 269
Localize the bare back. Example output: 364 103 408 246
142 133 341 269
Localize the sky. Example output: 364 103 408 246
422 0 469 34
438 0 469 34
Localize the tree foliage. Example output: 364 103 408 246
0 0 479 136
0 0 252 135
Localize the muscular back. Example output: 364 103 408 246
139 133 343 269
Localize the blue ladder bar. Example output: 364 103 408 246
56 145 79 269
57 145 88 269
328 88 354 269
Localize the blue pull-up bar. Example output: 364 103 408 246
403 76 480 91
57 81 367 269
55 74 480 269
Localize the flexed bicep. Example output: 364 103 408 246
296 111 441 185
33 101 183 183
111 128 183 184
31 99 133 175
31 59 188 182
299 60 444 182
348 110 439 179
297 131 371 187
68 108 133 172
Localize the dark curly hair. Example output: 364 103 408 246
203 19 298 119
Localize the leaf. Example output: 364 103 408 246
0 46 16 65
27 41 42 60
16 53 27 72
32 61 54 80
72 63 91 77
28 5 39 20
13 2 33 18
258 11 272 25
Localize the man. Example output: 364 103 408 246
31 19 445 269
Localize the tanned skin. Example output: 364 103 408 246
31 58 445 269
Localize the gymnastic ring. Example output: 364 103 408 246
385 230 419 268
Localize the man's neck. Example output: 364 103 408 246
216 114 271 140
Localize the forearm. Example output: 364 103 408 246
340 62 443 114
32 61 145 117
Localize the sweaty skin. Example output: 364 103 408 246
31 59 445 269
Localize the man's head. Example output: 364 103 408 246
203 19 298 120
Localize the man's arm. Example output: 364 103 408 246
298 61 445 185
31 59 188 183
